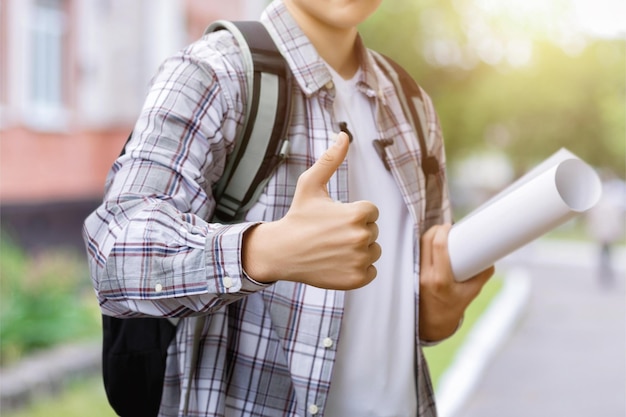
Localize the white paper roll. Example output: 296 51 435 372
448 152 602 282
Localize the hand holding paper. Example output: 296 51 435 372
419 223 494 341
448 149 602 282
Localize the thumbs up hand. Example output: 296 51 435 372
242 132 382 290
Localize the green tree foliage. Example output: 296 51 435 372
361 1 625 178
434 41 625 176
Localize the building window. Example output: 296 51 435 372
29 0 67 128
0 0 7 123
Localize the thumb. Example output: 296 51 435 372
297 132 350 195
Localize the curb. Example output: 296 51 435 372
0 341 101 413
435 268 532 417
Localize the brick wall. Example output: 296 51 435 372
0 0 262 251
1 128 128 203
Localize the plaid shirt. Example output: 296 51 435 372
84 1 451 416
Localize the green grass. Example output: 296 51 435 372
424 275 504 389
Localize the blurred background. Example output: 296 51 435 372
0 0 624 416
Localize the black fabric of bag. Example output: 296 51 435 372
102 316 177 417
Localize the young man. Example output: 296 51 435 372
84 0 493 415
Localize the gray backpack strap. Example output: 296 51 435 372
205 21 293 223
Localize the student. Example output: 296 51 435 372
83 0 494 415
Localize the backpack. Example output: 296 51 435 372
100 20 439 417
101 21 292 417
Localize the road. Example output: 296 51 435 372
453 239 626 417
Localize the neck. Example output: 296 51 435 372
313 28 360 79
285 4 360 78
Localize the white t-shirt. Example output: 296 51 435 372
324 65 417 416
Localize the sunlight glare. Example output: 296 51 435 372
573 0 626 39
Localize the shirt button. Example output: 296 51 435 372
154 283 163 293
325 80 334 90
322 337 334 348
308 404 319 415
223 276 233 289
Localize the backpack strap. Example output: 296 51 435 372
180 22 292 412
371 51 440 177
205 21 293 223
373 52 449 230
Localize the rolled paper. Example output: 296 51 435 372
449 149 602 282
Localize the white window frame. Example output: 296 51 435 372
0 0 8 128
26 0 69 130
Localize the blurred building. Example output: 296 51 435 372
0 0 267 252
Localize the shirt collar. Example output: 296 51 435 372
261 0 381 97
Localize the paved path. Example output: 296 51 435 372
453 240 626 417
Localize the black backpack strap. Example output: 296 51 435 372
373 52 449 230
206 20 292 223
371 51 440 177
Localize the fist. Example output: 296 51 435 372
243 132 382 290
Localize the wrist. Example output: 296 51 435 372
242 222 281 283
419 313 461 342
418 297 465 342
